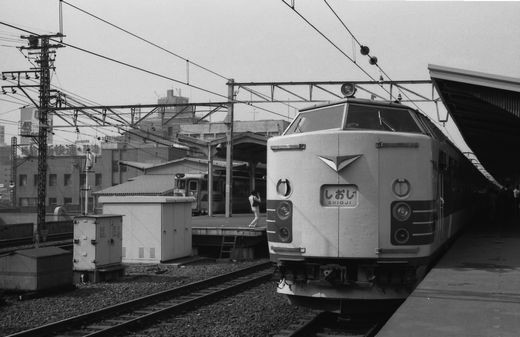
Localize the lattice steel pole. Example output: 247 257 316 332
35 36 52 246
225 79 234 217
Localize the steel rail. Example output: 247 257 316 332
273 311 387 337
6 262 272 337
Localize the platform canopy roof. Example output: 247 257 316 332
429 64 520 186
177 132 269 165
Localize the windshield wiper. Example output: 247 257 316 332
378 111 395 131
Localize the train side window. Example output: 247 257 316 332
285 104 345 134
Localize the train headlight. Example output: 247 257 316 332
392 202 411 222
394 228 410 244
277 201 292 220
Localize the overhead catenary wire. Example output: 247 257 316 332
281 0 377 83
321 0 439 121
60 0 230 82
282 1 459 146
2 21 291 121
59 1 302 116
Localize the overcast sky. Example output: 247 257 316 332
1 0 520 151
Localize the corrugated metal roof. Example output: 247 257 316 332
94 175 175 196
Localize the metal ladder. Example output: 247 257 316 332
219 235 237 259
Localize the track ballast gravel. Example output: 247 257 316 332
0 260 314 337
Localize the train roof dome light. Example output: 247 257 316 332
340 83 357 98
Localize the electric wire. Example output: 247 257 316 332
60 0 229 82
317 0 457 145
282 0 437 123
60 1 300 115
0 21 289 121
281 0 377 82
321 0 435 118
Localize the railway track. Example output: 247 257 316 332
0 233 72 249
273 311 389 337
6 262 273 337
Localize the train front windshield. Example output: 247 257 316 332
285 102 422 135
285 104 345 134
345 104 422 133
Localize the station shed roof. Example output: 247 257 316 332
429 64 520 185
94 175 174 196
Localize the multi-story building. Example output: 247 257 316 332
14 142 187 213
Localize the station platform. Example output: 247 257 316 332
191 213 267 259
191 213 266 235
377 218 520 337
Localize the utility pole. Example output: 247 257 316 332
2 34 64 246
10 137 17 207
225 79 234 217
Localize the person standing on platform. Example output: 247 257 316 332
248 190 261 228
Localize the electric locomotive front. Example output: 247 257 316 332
267 98 442 310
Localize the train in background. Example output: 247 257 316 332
173 170 266 214
266 86 489 312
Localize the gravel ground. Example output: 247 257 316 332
0 259 314 337
129 282 314 337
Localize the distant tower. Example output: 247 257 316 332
157 89 195 123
